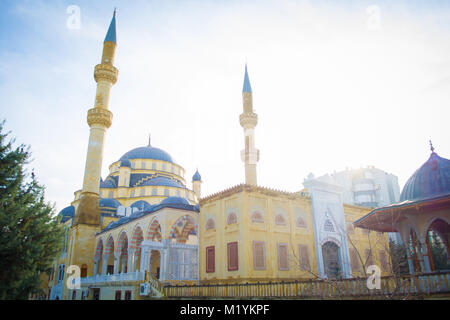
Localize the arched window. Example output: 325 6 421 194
227 212 237 225
296 217 307 228
252 211 264 223
275 214 286 226
324 219 334 232
206 218 215 230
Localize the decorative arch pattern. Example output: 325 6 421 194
227 212 237 225
296 216 307 228
104 235 115 255
147 218 162 242
252 211 264 223
205 218 215 230
275 214 286 226
324 219 335 232
95 239 104 259
131 225 144 250
170 214 198 240
116 231 129 256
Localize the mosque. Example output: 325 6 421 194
42 11 404 300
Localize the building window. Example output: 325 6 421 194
140 189 145 197
152 162 156 170
164 189 169 196
115 290 121 300
252 211 264 223
275 214 286 226
296 217 307 228
298 244 310 270
141 162 146 169
80 264 87 278
177 190 180 197
109 191 114 198
130 190 135 198
277 243 289 271
206 246 215 273
205 218 215 230
171 166 175 173
227 212 237 225
72 290 76 300
324 219 334 232
162 163 167 171
227 242 239 271
152 188 157 196
124 290 132 300
253 241 266 270
107 265 114 275
131 162 135 169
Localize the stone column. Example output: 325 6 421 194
102 254 109 275
140 248 150 273
127 248 135 273
113 253 119 274
93 257 99 276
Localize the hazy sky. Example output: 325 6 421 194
1 0 449 214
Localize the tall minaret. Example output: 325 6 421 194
239 64 259 185
74 11 118 226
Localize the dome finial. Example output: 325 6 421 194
148 134 151 147
429 140 435 153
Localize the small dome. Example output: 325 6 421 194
99 198 121 208
139 176 184 188
192 170 202 182
58 205 75 217
400 150 450 202
120 146 174 163
130 200 151 210
160 196 190 206
120 159 131 168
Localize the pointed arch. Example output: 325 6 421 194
147 217 162 242
170 214 198 243
104 235 115 255
95 238 104 259
131 225 144 250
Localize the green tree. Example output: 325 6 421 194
0 121 63 299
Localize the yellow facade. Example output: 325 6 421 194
40 11 394 301
199 185 391 283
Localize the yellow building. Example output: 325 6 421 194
43 11 390 300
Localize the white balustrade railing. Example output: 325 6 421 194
80 271 145 285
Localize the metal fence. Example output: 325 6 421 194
161 272 450 298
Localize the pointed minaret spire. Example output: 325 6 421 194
104 9 117 44
75 11 118 226
239 64 259 185
430 140 435 153
243 64 252 93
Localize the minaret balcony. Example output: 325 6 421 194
239 112 258 128
241 149 260 163
87 107 113 128
94 63 118 84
